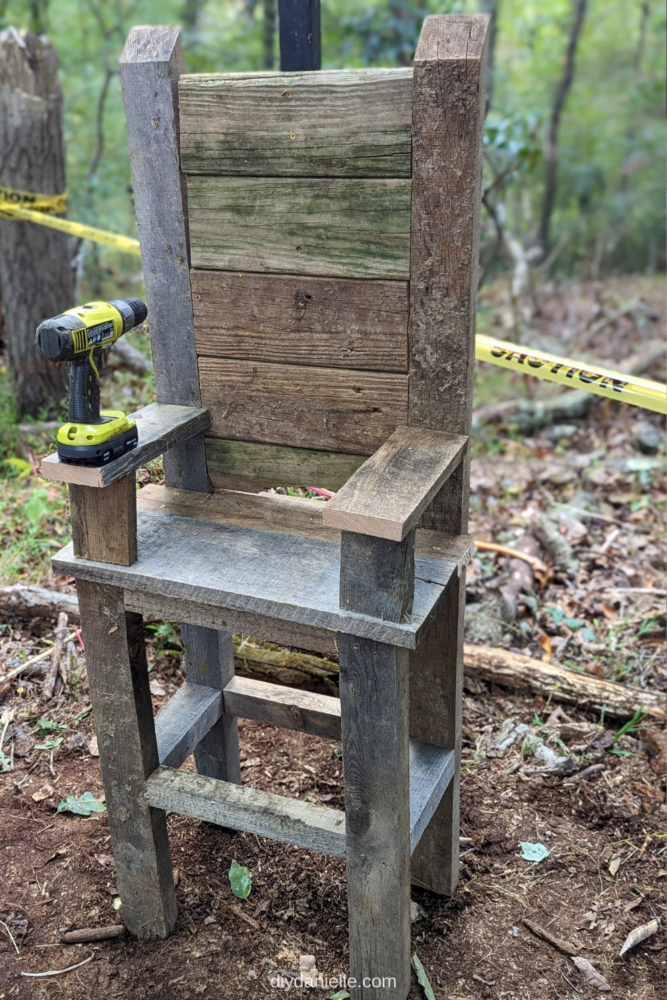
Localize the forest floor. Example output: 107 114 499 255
0 275 665 999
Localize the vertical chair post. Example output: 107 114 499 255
407 14 490 896
120 26 241 783
338 531 414 1000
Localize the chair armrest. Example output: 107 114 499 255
322 426 467 541
39 403 210 488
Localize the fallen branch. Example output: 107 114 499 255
522 918 579 957
43 612 68 700
474 540 548 575
21 952 95 978
0 585 80 622
109 338 152 375
61 926 124 944
0 635 78 684
463 644 665 720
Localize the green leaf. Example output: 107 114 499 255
228 859 252 900
112 896 122 910
327 992 351 1000
520 841 549 862
56 791 106 816
37 718 67 737
34 737 63 751
411 953 435 1000
614 707 644 741
71 705 92 725
5 457 32 480
580 628 597 643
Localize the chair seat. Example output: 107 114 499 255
53 507 470 649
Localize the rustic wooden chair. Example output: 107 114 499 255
44 15 488 998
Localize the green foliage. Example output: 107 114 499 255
411 953 436 1000
36 718 68 738
614 707 644 741
228 859 252 900
56 791 107 816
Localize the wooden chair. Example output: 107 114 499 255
44 15 488 998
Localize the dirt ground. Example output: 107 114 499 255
1 275 666 998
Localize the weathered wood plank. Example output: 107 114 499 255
180 625 241 783
76 580 177 938
323 426 467 541
223 676 341 739
205 438 366 492
146 765 347 857
187 177 411 280
155 682 223 769
408 740 455 855
408 14 489 900
179 69 412 178
338 634 411 999
52 510 451 649
340 530 415 623
136 485 475 576
70 475 137 566
199 359 408 456
125 589 340 657
40 404 210 488
191 270 409 372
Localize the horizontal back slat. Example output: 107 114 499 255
192 270 408 372
179 69 412 178
198 358 408 455
187 177 411 280
205 439 366 492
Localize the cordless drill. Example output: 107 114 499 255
36 299 148 466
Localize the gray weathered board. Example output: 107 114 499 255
187 177 411 279
205 439 366 492
40 404 209 487
198 358 408 456
191 270 409 372
323 426 468 540
154 682 223 769
179 69 413 178
222 676 341 739
144 737 453 857
52 508 458 648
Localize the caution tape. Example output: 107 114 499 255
0 184 141 256
476 334 666 415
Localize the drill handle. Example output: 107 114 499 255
68 351 103 425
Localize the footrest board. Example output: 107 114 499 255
53 508 463 648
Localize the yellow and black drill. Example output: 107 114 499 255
36 299 147 466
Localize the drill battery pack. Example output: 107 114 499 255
56 411 138 467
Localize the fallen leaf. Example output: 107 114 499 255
609 857 621 876
149 678 165 697
619 918 660 957
240 757 261 769
299 955 321 987
56 791 106 816
520 842 549 862
94 854 115 868
411 953 435 1000
65 733 87 751
571 956 611 991
599 603 619 621
536 630 552 662
86 735 99 757
31 784 54 802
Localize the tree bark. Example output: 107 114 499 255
538 0 587 255
0 28 73 417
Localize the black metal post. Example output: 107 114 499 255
278 0 321 71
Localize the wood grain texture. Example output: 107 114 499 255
323 426 467 541
187 177 411 280
338 634 411 999
222 676 341 739
407 14 489 900
69 474 137 566
205 438 366 491
76 580 177 938
191 270 409 372
124 589 340 656
408 741 455 855
40 404 210 487
179 69 412 177
146 765 347 857
120 28 200 411
52 510 451 649
340 529 415 623
199 358 408 456
180 625 241 784
154 682 223 769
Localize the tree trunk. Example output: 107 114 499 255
263 0 276 69
0 28 73 418
538 0 587 255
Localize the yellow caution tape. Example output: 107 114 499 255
0 184 67 214
476 334 666 415
0 184 141 256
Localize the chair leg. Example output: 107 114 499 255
339 634 411 1000
181 624 241 783
77 580 177 938
409 576 465 895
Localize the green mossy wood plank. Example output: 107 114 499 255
179 69 412 178
205 439 366 491
187 177 411 280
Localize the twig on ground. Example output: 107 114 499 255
20 952 95 977
0 918 20 954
